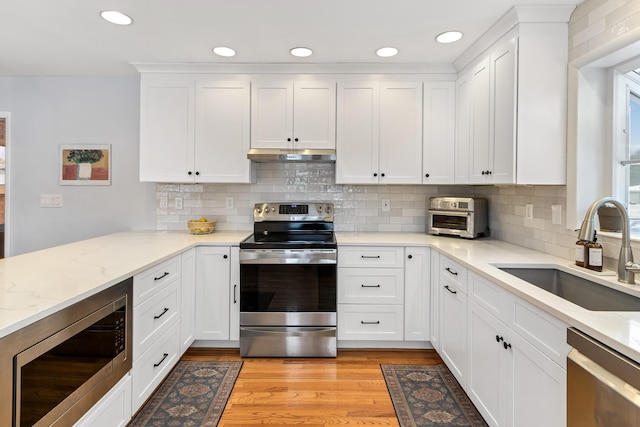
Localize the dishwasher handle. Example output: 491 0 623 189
568 327 640 391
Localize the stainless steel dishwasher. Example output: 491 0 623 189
567 327 640 426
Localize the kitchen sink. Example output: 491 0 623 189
498 267 640 311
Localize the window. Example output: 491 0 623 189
618 71 640 234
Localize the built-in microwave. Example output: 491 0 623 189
427 197 489 239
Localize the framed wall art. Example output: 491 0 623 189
60 144 111 186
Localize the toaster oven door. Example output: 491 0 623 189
428 210 473 238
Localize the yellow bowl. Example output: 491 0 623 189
188 220 216 235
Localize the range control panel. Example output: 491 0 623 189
253 202 333 222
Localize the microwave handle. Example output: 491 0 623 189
428 210 471 217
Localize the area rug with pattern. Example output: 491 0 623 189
130 360 243 427
381 364 488 427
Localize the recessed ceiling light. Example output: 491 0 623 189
212 46 236 57
290 47 313 57
376 47 398 58
100 10 133 26
435 31 463 44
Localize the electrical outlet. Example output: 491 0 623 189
525 204 534 221
226 197 235 209
382 199 390 212
551 205 562 225
159 196 168 209
175 197 183 210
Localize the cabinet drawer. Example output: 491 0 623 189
510 297 570 368
440 256 467 292
338 268 404 304
133 280 180 360
468 273 511 323
131 321 180 413
134 255 181 305
338 246 404 268
337 304 403 340
74 374 131 427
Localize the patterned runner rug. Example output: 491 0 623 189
130 360 243 427
381 364 488 427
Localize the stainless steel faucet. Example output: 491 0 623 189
578 197 640 284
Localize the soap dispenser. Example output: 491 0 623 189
585 231 603 272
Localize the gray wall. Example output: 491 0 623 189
0 77 155 255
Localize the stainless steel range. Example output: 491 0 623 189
239 202 337 357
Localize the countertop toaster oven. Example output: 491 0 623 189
427 197 488 239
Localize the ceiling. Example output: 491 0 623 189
1 0 584 76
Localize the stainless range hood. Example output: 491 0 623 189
247 148 336 162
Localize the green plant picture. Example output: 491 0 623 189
60 144 111 185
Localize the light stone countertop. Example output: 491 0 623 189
0 230 250 339
3 229 640 365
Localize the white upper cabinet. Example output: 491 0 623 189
139 74 253 183
140 75 195 183
251 80 336 150
423 82 456 184
336 81 423 184
195 80 253 183
456 20 568 185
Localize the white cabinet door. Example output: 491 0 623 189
423 82 455 184
507 330 566 427
469 57 492 183
251 80 335 150
336 81 380 184
455 72 471 184
139 75 195 182
195 80 253 183
379 82 423 184
229 246 240 341
429 250 441 351
404 247 430 341
294 81 336 149
440 275 467 386
251 81 293 149
195 246 231 340
180 248 196 353
467 299 508 427
490 38 517 184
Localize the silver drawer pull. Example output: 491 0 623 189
361 255 381 259
445 267 458 276
154 307 169 319
153 353 169 368
361 320 381 325
361 284 381 288
444 285 457 294
154 272 170 281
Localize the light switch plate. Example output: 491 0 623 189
175 197 183 210
551 205 562 225
40 194 62 208
226 197 235 209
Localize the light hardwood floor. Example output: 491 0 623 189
182 348 443 426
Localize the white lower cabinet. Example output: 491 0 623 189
180 248 196 353
337 245 429 343
465 272 568 427
439 256 468 386
195 246 232 340
132 321 181 412
74 374 132 427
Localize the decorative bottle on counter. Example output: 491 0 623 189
575 239 587 267
585 232 603 272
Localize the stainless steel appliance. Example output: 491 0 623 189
427 196 488 238
0 277 132 427
567 327 640 426
239 202 337 357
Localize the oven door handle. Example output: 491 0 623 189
428 210 471 217
240 326 336 336
239 249 337 264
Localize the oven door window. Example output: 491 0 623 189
432 213 469 231
240 264 336 312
